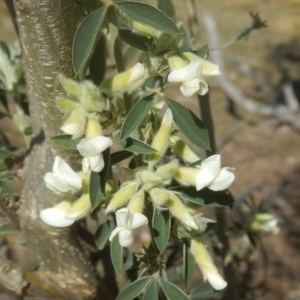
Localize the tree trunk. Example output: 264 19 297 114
13 0 112 299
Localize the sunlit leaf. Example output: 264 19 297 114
116 276 152 300
110 234 123 275
119 138 156 154
95 218 116 250
152 209 170 253
114 2 179 34
165 98 210 150
120 94 155 141
50 135 79 150
158 277 190 300
73 6 107 79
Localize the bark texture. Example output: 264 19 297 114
13 0 111 299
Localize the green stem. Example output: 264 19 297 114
198 92 238 300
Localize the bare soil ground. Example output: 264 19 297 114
1 1 300 299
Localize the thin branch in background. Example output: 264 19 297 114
203 12 300 131
211 12 267 50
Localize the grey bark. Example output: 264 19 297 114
11 0 112 299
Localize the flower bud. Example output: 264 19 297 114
59 74 81 99
167 192 198 230
106 181 140 213
127 189 145 213
174 167 199 186
101 63 147 93
170 135 200 164
249 213 279 235
66 193 90 219
85 117 103 138
150 188 169 207
150 109 173 163
156 159 179 180
81 81 106 113
190 239 227 291
138 170 163 190
57 97 81 114
61 108 86 138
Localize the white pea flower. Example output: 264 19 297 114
250 213 279 235
167 54 220 98
109 208 148 247
39 193 91 228
44 156 82 194
40 200 75 227
77 135 113 173
195 155 235 191
191 239 227 291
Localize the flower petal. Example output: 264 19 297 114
168 60 202 83
208 167 235 191
200 59 221 76
39 201 75 227
180 78 201 97
195 155 221 191
44 172 72 193
109 227 122 242
118 229 134 247
197 80 209 96
205 272 228 291
89 154 105 173
52 156 82 190
77 136 113 157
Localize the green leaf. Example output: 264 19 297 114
89 35 107 85
116 276 152 300
119 29 150 52
0 163 7 172
152 209 170 253
0 149 10 159
142 279 158 300
158 0 175 20
89 148 110 210
165 98 210 150
0 224 16 235
158 277 190 300
73 6 107 79
0 172 13 181
193 46 209 60
114 2 179 34
122 167 135 178
119 138 156 154
111 150 133 165
94 218 116 250
177 187 234 207
110 234 123 275
184 243 195 288
120 94 155 141
50 135 79 150
190 283 216 299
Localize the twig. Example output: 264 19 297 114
203 12 300 131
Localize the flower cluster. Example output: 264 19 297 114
167 52 220 98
